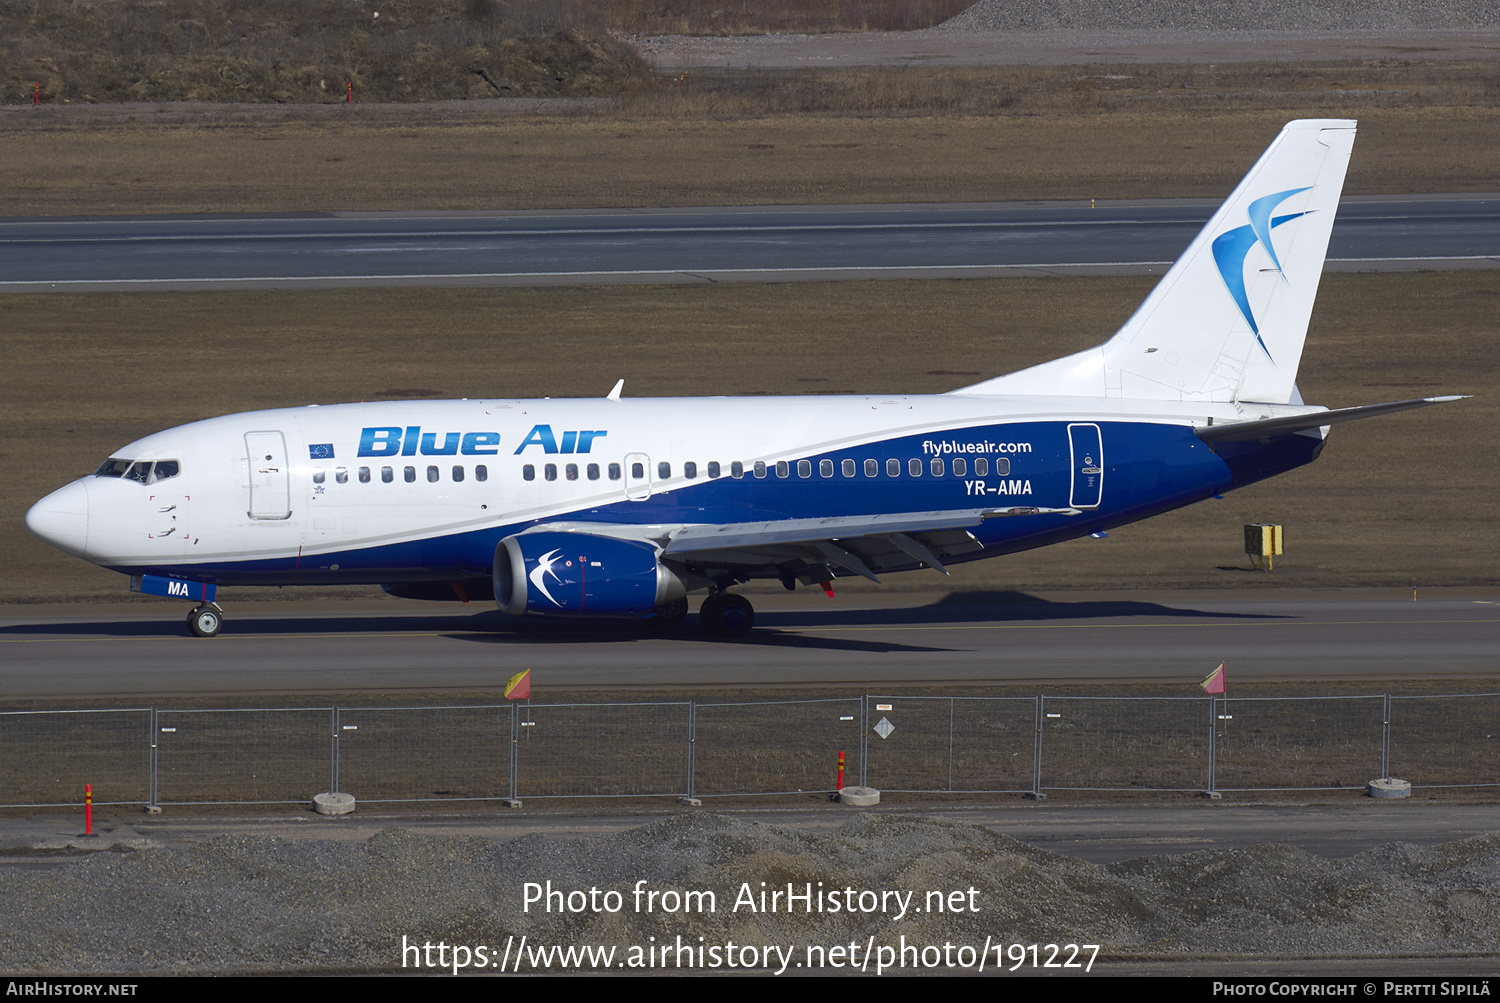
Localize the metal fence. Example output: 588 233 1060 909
3 693 1496 808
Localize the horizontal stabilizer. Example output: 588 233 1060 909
1195 396 1467 443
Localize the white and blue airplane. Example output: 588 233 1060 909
26 119 1459 638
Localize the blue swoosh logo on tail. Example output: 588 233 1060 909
1211 186 1312 360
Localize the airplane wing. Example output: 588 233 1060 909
534 506 1081 584
667 507 1083 582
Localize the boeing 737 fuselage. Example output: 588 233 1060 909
25 120 1460 637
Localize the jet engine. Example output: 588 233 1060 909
493 531 687 617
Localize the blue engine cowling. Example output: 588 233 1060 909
493 531 687 617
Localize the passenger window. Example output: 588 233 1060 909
631 462 644 479
476 465 487 482
731 461 744 479
381 466 394 483
359 466 371 483
658 461 671 479
995 458 1011 476
684 462 697 480
427 466 439 483
909 458 922 477
565 463 579 481
707 461 720 478
523 464 535 481
452 465 464 482
865 458 878 477
975 458 988 477
931 458 944 477
544 464 557 482
313 469 325 484
798 459 811 478
753 461 766 479
842 458 855 477
609 463 622 481
821 459 834 478
404 466 416 483
775 460 789 479
887 458 900 477
587 463 600 481
335 467 348 484
953 457 966 477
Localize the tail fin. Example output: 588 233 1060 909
954 119 1357 404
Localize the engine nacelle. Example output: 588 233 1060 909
493 531 686 617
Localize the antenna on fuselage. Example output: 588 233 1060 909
606 379 625 401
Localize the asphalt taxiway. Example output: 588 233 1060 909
3 589 1496 699
1 197 1494 292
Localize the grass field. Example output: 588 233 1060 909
3 61 1498 215
7 271 1495 604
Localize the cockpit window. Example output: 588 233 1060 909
95 458 180 484
94 458 132 478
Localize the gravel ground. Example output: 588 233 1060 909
940 0 1499 30
630 0 1500 69
3 813 1497 974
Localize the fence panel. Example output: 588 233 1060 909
1213 696 1385 791
1389 694 1500 789
1040 697 1209 792
338 705 512 802
692 698 861 796
949 697 1038 792
0 709 152 807
863 696 958 792
156 708 332 804
515 702 690 798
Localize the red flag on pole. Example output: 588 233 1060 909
1200 662 1226 694
505 669 531 700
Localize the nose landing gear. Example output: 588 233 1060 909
186 602 224 638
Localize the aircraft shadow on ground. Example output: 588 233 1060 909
2 591 1286 652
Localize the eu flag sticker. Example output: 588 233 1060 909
308 443 335 460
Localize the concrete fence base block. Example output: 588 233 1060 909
313 792 356 815
1367 777 1411 799
838 786 880 806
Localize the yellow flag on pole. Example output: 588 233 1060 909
505 669 531 700
1200 662 1226 694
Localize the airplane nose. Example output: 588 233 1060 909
26 479 90 557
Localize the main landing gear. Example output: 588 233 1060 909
186 602 224 638
699 592 754 637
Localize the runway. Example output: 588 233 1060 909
1 196 1495 292
3 589 1496 699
